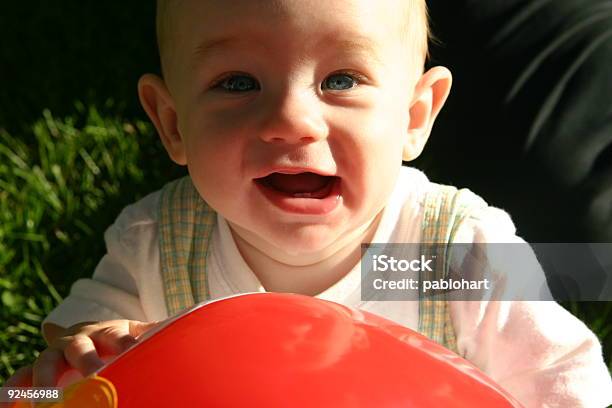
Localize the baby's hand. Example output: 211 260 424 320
33 320 159 387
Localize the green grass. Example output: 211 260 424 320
0 105 183 382
0 1 178 383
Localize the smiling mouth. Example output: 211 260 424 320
255 172 339 199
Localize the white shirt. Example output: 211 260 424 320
42 167 612 407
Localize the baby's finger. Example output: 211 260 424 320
62 335 105 377
89 327 138 356
93 320 160 354
32 348 68 387
128 320 161 338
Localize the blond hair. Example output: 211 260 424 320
406 0 431 64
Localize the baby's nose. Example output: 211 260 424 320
258 91 328 144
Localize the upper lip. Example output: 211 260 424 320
253 166 338 179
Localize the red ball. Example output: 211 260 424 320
83 293 521 407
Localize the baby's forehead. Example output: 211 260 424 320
157 0 427 77
158 0 420 44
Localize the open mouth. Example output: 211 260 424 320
253 172 342 215
255 172 339 199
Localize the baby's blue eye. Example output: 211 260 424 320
215 74 260 92
322 73 357 91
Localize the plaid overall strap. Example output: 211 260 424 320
418 184 487 353
158 176 217 317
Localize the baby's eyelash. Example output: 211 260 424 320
330 70 367 83
208 72 257 90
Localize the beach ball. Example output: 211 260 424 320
13 293 522 407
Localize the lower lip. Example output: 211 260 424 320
255 177 342 215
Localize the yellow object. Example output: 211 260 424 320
12 376 117 408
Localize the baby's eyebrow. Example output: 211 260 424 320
192 34 383 66
194 36 250 60
323 37 383 64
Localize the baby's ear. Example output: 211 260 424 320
138 74 187 165
403 67 452 161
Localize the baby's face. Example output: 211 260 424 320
165 0 423 255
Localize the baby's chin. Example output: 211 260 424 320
253 209 380 262
227 217 347 262
267 226 346 259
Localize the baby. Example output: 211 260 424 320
19 0 612 406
